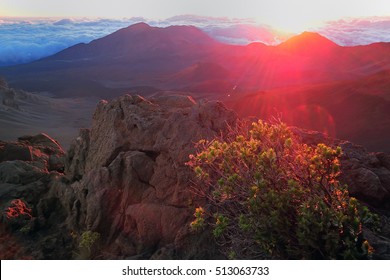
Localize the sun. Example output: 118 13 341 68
249 0 334 33
268 18 318 34
255 12 325 34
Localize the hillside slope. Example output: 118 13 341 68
223 70 390 152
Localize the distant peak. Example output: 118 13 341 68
297 31 335 42
126 22 152 31
109 22 154 37
279 31 339 50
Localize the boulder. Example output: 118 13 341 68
18 133 63 155
0 142 33 162
0 161 46 185
340 142 390 206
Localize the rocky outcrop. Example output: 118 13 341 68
0 133 69 259
339 142 390 206
1 94 389 259
65 128 90 181
59 94 236 258
0 133 65 187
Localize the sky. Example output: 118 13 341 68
0 0 390 66
1 0 390 31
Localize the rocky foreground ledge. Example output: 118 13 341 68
1 94 390 259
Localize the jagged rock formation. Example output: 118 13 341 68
0 133 69 259
340 143 390 206
60 94 236 259
0 94 389 259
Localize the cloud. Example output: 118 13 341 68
0 17 144 66
315 17 390 46
0 16 390 66
0 16 242 66
202 24 290 45
151 15 285 45
155 14 255 27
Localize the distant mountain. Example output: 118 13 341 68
51 22 219 62
1 23 390 98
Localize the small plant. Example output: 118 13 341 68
19 225 32 235
76 231 100 259
190 207 205 231
213 214 228 238
79 231 100 251
188 120 376 259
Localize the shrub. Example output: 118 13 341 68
188 120 375 259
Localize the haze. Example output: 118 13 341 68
2 0 390 32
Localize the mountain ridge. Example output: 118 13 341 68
0 23 390 97
2 22 389 97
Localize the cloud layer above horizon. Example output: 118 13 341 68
1 16 390 66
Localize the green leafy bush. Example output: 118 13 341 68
188 120 375 259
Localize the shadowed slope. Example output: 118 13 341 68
224 70 390 152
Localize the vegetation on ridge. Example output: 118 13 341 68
188 120 378 259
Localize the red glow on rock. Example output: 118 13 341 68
5 199 32 220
